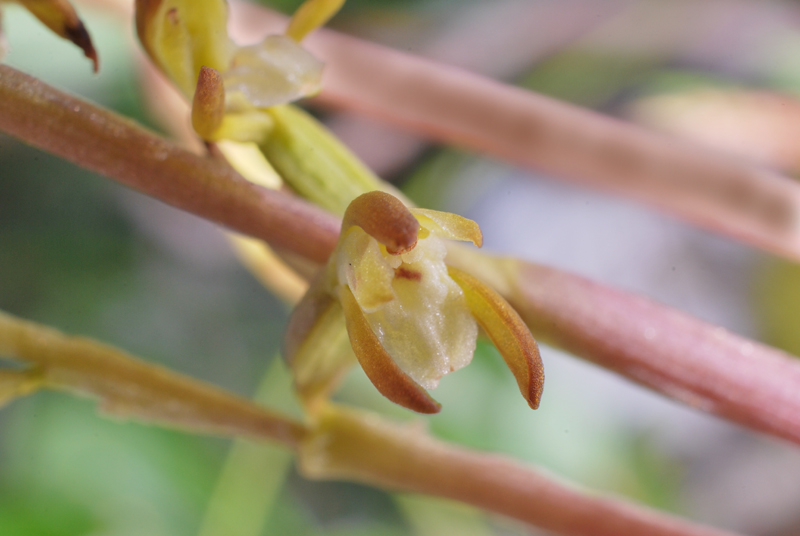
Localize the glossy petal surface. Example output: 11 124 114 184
136 0 232 97
411 208 483 247
339 286 441 414
350 234 477 390
448 266 544 409
224 35 323 110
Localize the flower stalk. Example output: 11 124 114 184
298 404 739 536
0 310 307 446
286 12 800 262
2 69 800 448
0 64 339 264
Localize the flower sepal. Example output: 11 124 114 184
284 191 545 414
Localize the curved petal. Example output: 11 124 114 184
135 0 232 98
448 266 544 409
339 286 441 414
411 208 482 247
19 0 97 71
283 274 355 409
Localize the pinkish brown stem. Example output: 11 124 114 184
0 65 339 264
287 17 800 262
301 405 741 536
509 259 800 446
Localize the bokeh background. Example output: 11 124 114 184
3 0 800 534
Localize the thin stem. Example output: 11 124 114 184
0 310 307 448
0 65 339 264
449 249 800 447
509 259 800 447
299 405 741 536
289 15 800 262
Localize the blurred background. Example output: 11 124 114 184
3 0 800 534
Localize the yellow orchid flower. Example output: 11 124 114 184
136 0 380 216
135 0 341 142
2 0 98 71
285 192 545 414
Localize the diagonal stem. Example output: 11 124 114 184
299 405 741 536
0 65 339 264
0 310 307 447
291 15 800 262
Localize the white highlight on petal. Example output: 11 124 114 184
224 35 324 109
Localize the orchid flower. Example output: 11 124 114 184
285 191 544 414
135 0 545 414
135 0 383 214
135 0 339 141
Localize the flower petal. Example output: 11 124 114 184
284 275 356 409
339 286 441 414
448 266 544 409
18 0 97 71
286 0 346 42
215 140 282 188
135 0 232 98
411 208 482 247
223 35 323 109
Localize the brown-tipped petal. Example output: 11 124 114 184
192 66 225 140
448 266 544 409
19 0 98 71
342 192 419 255
339 285 441 414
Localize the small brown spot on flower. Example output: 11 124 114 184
167 7 179 25
395 267 422 282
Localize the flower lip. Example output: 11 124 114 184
341 191 419 255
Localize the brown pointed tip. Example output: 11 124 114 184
64 22 98 72
342 192 419 255
448 266 544 410
339 285 441 414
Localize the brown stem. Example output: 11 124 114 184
0 65 339 264
292 17 800 262
300 405 740 536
